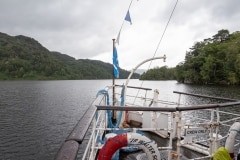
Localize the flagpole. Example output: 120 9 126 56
112 39 116 121
112 39 116 106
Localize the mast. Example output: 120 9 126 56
112 39 116 120
112 39 116 106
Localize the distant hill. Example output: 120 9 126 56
135 69 146 75
0 32 140 80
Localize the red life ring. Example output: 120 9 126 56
98 132 160 160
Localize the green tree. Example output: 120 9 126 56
176 29 240 85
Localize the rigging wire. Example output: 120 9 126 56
133 0 179 104
152 0 179 59
113 0 179 104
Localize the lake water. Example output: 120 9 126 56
0 80 240 160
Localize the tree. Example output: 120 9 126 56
176 29 240 85
212 29 229 42
140 66 176 80
200 55 215 83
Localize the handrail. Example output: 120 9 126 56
96 101 240 112
55 94 105 160
115 84 152 91
173 91 239 102
96 105 177 112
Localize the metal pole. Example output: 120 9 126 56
112 39 116 120
112 39 116 106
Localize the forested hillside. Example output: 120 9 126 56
140 66 176 80
176 30 240 85
0 32 139 80
2 29 239 83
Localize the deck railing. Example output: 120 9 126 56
55 94 105 160
55 87 240 160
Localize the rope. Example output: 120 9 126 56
96 85 125 129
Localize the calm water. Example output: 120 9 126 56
0 80 240 160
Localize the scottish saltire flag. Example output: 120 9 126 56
113 45 119 78
125 10 132 24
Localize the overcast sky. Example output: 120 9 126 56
1 0 240 70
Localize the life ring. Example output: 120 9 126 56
98 132 160 160
225 122 240 159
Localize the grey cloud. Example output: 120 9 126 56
0 0 239 68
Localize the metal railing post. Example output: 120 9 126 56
177 111 182 160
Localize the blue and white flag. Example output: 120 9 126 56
113 45 119 78
125 10 132 25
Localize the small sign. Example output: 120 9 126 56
185 128 209 136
